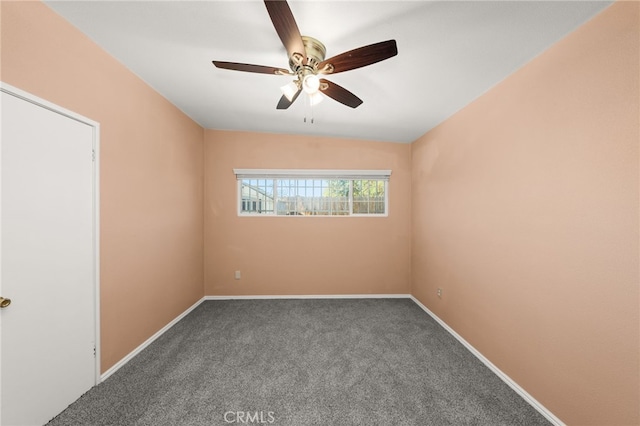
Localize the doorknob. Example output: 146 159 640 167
0 297 11 308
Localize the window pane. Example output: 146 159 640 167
352 179 385 215
240 179 274 214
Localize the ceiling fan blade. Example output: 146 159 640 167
319 79 363 108
213 61 291 75
276 89 301 109
264 0 306 64
318 40 397 74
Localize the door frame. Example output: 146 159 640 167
0 82 101 397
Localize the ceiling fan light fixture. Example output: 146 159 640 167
280 81 299 102
302 74 320 95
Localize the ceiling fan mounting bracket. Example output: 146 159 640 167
318 63 335 75
275 69 293 76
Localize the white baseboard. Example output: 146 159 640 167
205 294 412 300
409 296 565 426
100 297 205 381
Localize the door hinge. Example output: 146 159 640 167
93 345 96 357
91 149 96 162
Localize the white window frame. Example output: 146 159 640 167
234 169 391 217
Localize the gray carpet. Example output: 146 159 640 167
47 299 551 425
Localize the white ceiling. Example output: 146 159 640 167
44 1 611 143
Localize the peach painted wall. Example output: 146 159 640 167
411 2 639 425
204 130 411 296
1 1 204 372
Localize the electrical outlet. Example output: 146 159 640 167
437 288 442 298
234 270 241 280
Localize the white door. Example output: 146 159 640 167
0 84 99 426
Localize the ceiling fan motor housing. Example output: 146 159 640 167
289 36 326 74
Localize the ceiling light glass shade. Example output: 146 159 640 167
302 74 320 94
309 91 323 106
280 81 299 102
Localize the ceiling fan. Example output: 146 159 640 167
212 0 398 110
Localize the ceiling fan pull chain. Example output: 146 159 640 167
303 92 309 123
303 93 315 124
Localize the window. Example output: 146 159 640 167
234 169 390 217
